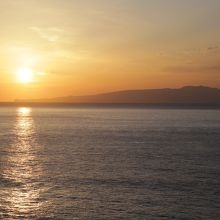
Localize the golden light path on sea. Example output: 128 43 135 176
2 107 43 218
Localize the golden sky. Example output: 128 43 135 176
0 0 220 101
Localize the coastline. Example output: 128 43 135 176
1 102 220 109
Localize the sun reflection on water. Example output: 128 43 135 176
18 107 32 115
2 107 43 218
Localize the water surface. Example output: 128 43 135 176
0 107 220 219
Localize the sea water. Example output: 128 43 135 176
0 106 220 219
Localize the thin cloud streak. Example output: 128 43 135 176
165 65 220 74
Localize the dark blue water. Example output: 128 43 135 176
0 107 220 219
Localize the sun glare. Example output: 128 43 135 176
16 67 34 84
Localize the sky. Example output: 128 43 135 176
0 0 220 101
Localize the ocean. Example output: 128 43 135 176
0 106 219 219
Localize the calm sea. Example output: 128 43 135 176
0 106 219 220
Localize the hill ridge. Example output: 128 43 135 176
15 86 220 104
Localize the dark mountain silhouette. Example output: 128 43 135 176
15 86 220 105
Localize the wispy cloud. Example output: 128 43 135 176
30 26 64 42
165 65 220 74
207 46 220 53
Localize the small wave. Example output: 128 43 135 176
0 176 23 188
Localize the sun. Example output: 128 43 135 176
16 67 34 84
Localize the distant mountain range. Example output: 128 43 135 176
15 86 220 105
